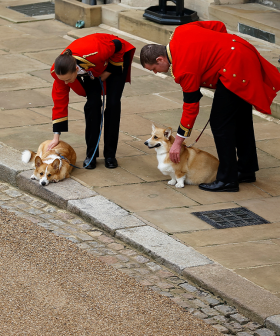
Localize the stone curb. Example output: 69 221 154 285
0 142 32 186
67 196 146 234
115 226 212 274
183 263 280 326
17 170 97 210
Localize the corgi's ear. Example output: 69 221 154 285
35 156 43 168
152 123 156 132
164 127 172 139
52 158 60 171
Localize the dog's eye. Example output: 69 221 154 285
40 172 43 176
153 136 158 139
47 174 51 177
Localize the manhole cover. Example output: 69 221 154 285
191 207 269 229
8 2 55 17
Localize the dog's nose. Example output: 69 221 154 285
144 141 148 146
41 181 46 186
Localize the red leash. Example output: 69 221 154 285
185 119 210 148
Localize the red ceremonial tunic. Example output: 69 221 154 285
166 21 280 137
50 33 135 132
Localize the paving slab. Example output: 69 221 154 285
0 25 29 41
67 195 146 233
0 36 68 53
28 69 54 83
0 142 31 186
120 93 181 115
97 181 198 212
183 263 280 324
17 170 97 209
196 241 280 269
173 182 270 205
256 148 280 169
117 155 169 182
0 73 50 92
0 54 49 75
115 225 213 273
122 75 179 97
0 89 53 110
72 163 144 187
25 49 65 66
0 108 50 128
10 20 72 37
236 264 280 294
136 208 214 233
29 106 84 121
174 222 280 247
136 202 241 233
35 87 86 104
236 197 280 222
120 113 160 136
257 139 280 160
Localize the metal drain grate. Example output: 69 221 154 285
8 2 55 17
191 207 269 229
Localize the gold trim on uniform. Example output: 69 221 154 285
53 117 68 124
73 56 95 70
51 69 55 73
166 44 175 79
179 123 192 137
108 59 123 67
82 52 98 58
166 43 173 64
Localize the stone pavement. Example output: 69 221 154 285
0 2 280 334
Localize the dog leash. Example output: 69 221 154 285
59 77 105 169
185 119 210 148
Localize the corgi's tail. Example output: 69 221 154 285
21 150 36 163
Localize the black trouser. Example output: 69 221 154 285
210 80 259 183
80 53 130 159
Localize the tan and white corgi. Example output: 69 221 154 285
144 125 219 188
21 140 77 186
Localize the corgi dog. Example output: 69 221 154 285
144 125 219 188
21 140 77 186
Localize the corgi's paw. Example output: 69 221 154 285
168 179 176 185
52 179 59 183
30 174 36 180
175 182 184 188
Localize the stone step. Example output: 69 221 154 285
209 3 280 46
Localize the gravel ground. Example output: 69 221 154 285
0 207 221 336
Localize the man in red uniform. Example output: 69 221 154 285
140 21 280 192
50 33 135 169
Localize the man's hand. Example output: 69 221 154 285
100 71 111 82
169 135 185 163
47 134 60 151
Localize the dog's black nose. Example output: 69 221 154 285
144 141 148 146
41 181 46 186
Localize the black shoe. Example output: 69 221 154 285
83 157 96 169
238 171 256 183
199 180 239 192
105 157 118 169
